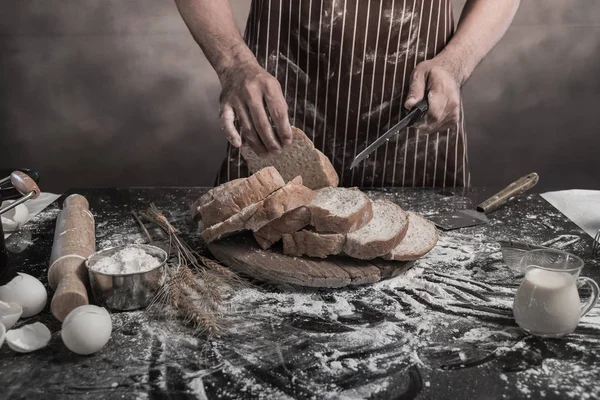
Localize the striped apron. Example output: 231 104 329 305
216 0 470 188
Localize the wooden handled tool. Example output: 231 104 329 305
48 194 96 321
10 171 40 199
476 172 539 213
429 172 540 231
0 171 41 216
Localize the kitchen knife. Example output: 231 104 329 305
350 99 429 169
428 172 539 230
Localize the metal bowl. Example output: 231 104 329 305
85 244 167 311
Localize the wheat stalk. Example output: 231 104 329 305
133 204 244 336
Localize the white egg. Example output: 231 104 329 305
0 273 47 318
0 322 5 348
5 322 51 352
0 202 29 232
61 305 112 355
0 300 23 329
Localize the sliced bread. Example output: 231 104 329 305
382 212 438 261
254 206 311 250
200 176 314 243
309 187 373 233
240 127 339 190
253 186 374 249
197 178 244 208
283 200 409 260
195 167 285 227
191 178 244 221
282 230 345 259
343 200 409 260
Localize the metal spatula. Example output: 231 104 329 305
428 173 539 231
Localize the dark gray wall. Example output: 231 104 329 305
0 0 598 192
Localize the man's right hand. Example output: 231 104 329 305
218 60 293 156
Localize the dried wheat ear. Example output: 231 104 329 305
134 205 246 336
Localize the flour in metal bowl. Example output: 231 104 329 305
91 246 162 275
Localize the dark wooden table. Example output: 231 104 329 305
0 187 598 400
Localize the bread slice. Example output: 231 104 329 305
343 200 409 259
309 187 373 233
282 230 344 259
283 200 409 260
195 167 285 227
198 178 245 208
240 127 339 190
200 176 314 243
253 187 373 249
254 206 311 250
191 178 244 221
383 212 438 261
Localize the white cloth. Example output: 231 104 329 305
541 189 600 243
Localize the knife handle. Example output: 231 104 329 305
476 172 539 214
11 171 40 199
411 99 429 120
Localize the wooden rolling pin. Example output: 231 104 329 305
48 194 96 321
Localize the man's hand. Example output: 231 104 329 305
219 59 293 156
404 59 463 135
172 0 294 156
403 0 520 135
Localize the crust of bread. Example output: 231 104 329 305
200 176 314 243
240 127 339 190
315 149 339 188
254 206 312 250
196 167 285 227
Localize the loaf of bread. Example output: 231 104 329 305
197 152 438 266
241 127 339 190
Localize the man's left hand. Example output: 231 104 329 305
404 59 463 134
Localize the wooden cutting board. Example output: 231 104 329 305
207 233 414 288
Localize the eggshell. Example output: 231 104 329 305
0 202 29 232
61 305 112 355
5 322 51 352
0 273 47 318
0 300 23 329
0 322 5 348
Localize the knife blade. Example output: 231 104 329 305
350 99 428 170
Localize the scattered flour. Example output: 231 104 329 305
91 247 161 274
22 189 596 399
